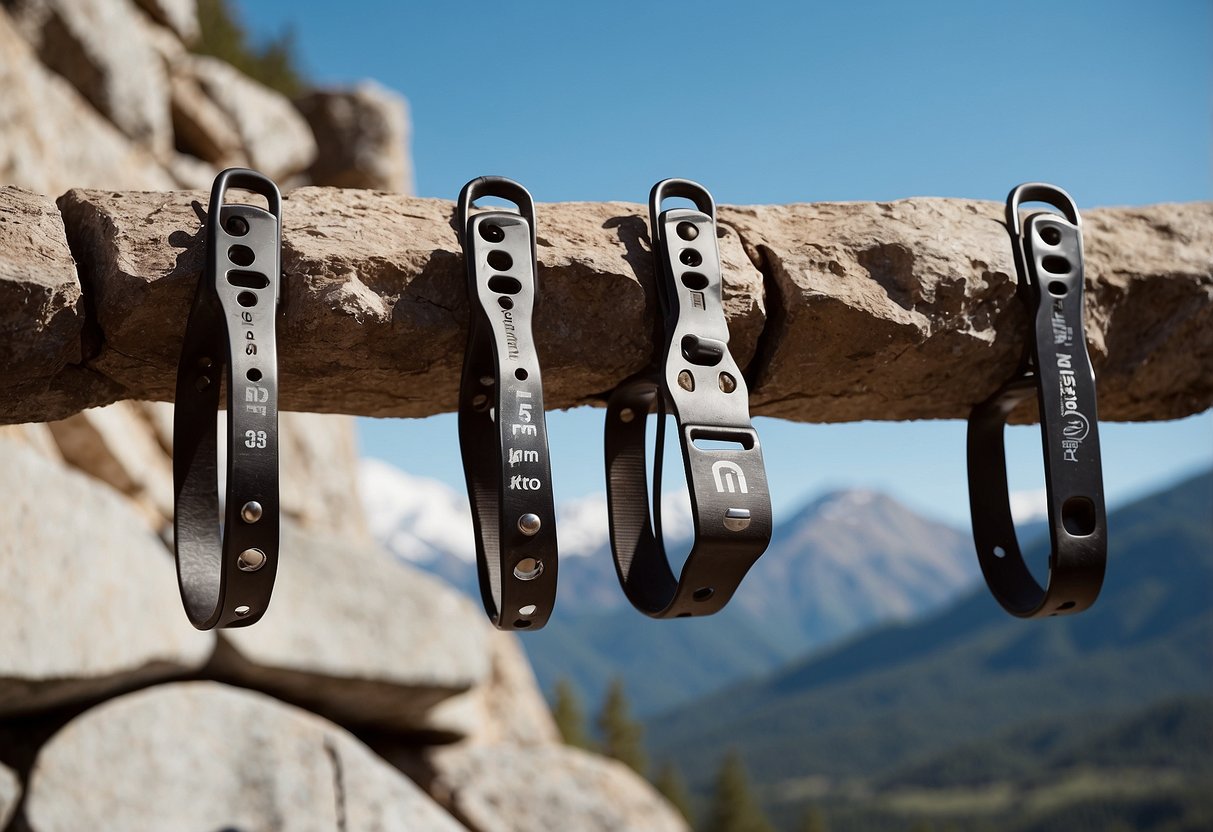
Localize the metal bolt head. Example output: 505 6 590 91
677 370 695 392
240 501 263 524
237 548 267 572
518 513 542 536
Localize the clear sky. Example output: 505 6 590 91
240 0 1212 526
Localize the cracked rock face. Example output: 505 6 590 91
296 81 414 193
210 523 490 733
23 682 469 832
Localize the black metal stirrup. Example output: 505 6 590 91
457 176 558 631
967 183 1107 618
604 179 773 619
173 168 282 630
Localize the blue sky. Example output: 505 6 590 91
241 0 1211 526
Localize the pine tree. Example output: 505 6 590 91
800 805 828 832
652 761 694 823
596 677 648 776
550 677 591 749
703 751 775 832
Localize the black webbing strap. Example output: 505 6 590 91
457 176 558 631
967 183 1107 618
173 168 282 630
604 179 773 619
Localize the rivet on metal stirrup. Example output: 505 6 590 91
457 176 558 631
604 179 773 619
173 168 282 630
967 182 1107 619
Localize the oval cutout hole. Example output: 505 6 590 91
234 605 251 617
515 368 528 381
1057 601 1076 611
237 291 258 307
479 223 504 243
679 249 702 267
992 545 1007 558
487 250 513 271
228 245 255 267
692 587 715 602
228 270 270 289
1040 226 1062 245
225 216 249 236
692 436 747 452
519 604 538 617
513 619 532 628
246 368 262 382
1042 255 1071 275
681 272 708 290
498 296 513 309
1062 496 1097 536
488 275 522 295
513 557 543 581
1048 281 1068 296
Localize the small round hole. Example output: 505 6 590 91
488 275 522 295
519 604 537 616
1048 281 1068 296
472 393 489 411
237 291 257 307
513 619 532 628
225 216 249 237
619 408 634 423
228 245 255 267
194 375 211 392
676 221 699 241
1062 496 1097 536
487 250 513 271
676 612 692 618
1040 226 1062 245
498 297 513 309
234 605 251 617
1057 601 1076 611
681 272 708 290
479 223 505 243
1042 255 1071 275
246 368 262 382
993 546 1007 558
196 357 213 370
692 587 715 602
515 368 528 381
679 249 702 267
513 557 543 581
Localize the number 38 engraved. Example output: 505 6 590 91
244 430 268 449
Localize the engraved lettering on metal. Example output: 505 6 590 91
172 168 283 630
457 176 558 632
966 182 1107 619
603 179 773 620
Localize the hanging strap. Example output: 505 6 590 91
604 179 772 619
967 182 1106 618
173 168 282 630
457 176 558 631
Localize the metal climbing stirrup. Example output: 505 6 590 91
173 168 282 630
967 182 1107 618
457 176 558 631
604 178 773 619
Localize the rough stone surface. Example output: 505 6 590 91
210 523 489 733
168 70 245 166
0 188 82 389
424 631 561 746
4 188 1209 424
24 682 469 832
426 744 690 832
723 199 1213 422
189 55 318 179
132 0 197 42
0 10 172 195
0 440 214 716
32 187 762 422
46 401 174 528
0 762 19 830
6 0 173 155
297 82 414 193
278 411 369 538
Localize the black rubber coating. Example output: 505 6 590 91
967 183 1107 619
457 176 558 631
173 168 282 630
604 179 773 619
